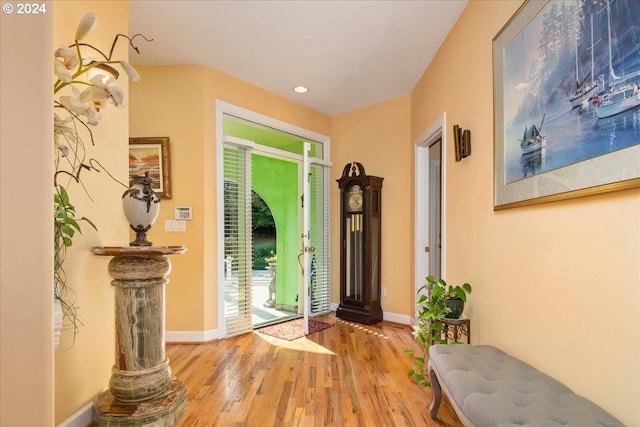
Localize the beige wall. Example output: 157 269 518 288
129 65 332 332
53 2 130 423
0 7 54 427
411 1 639 424
331 97 413 315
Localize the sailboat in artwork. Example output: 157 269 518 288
592 0 640 118
520 113 546 155
569 13 599 109
518 31 546 155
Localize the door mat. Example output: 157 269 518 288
257 318 334 341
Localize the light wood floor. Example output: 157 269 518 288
167 312 463 427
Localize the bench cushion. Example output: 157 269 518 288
429 344 624 427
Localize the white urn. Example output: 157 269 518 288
122 171 160 246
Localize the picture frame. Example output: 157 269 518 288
493 0 640 210
128 137 172 199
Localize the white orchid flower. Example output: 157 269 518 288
58 91 102 126
120 61 140 82
53 114 85 156
84 106 102 126
107 84 124 107
92 98 108 112
55 46 79 69
54 61 73 83
54 46 79 82
81 74 125 107
80 85 110 104
53 114 75 150
53 113 71 126
59 95 89 117
75 13 97 41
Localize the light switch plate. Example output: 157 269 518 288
165 220 186 232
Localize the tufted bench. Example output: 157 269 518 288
428 344 625 427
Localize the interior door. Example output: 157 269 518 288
429 154 442 281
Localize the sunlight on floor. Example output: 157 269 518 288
335 317 391 340
253 332 336 355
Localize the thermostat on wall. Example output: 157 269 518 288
175 206 192 220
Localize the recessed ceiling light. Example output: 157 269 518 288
293 86 309 94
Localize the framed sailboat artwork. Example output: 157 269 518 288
493 0 640 210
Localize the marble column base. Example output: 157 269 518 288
109 359 172 402
94 379 187 427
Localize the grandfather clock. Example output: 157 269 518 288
336 162 383 325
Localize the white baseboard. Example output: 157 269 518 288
330 302 411 325
57 401 93 427
383 311 411 325
164 310 410 343
166 328 218 343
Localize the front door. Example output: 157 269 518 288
219 112 331 338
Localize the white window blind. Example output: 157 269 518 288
223 144 253 337
309 163 331 315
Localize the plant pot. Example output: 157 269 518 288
445 298 464 319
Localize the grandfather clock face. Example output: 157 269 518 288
347 184 363 212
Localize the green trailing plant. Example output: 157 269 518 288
54 186 96 338
404 275 472 387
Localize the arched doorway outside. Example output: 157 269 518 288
250 155 300 327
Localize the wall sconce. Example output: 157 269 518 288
453 125 471 161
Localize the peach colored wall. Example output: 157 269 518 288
129 65 331 332
0 7 54 427
53 2 130 423
331 97 413 316
130 65 207 331
411 1 639 424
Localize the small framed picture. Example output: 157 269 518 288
128 137 171 199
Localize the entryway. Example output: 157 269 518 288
217 102 332 338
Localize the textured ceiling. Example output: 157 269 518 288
129 1 467 116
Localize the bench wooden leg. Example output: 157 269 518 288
429 365 442 419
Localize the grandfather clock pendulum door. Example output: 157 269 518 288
336 162 383 325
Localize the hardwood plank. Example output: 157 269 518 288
167 313 463 427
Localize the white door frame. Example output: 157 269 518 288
414 112 447 321
215 100 330 338
302 142 311 335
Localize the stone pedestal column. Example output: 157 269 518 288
92 246 187 427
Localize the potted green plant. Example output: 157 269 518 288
405 275 472 387
443 280 472 319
